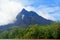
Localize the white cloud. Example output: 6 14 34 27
37 11 55 20
37 6 60 21
24 6 55 21
0 0 24 25
25 5 60 21
24 6 36 11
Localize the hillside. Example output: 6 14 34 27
0 22 60 39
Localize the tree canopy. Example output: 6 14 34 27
0 22 60 39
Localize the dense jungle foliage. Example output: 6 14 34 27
0 22 60 39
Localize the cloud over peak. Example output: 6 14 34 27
0 0 24 25
0 0 60 25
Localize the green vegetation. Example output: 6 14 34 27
0 22 60 39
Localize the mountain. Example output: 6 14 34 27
0 9 52 31
15 9 52 27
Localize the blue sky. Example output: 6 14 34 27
16 0 60 21
15 0 60 7
0 0 60 25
